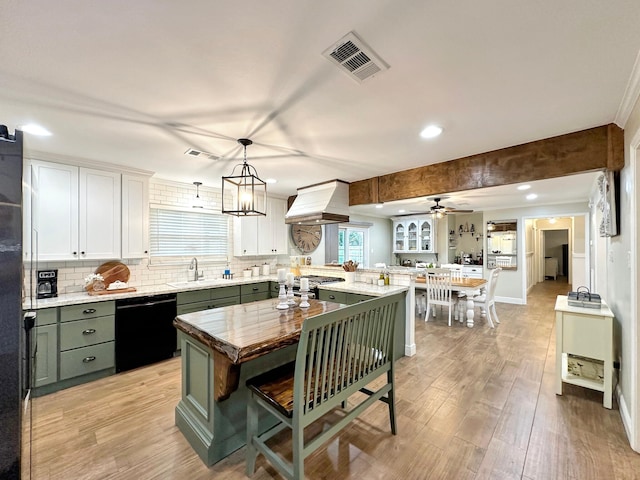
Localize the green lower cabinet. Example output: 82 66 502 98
318 290 375 305
59 341 115 380
34 324 58 387
318 290 347 304
240 282 269 304
270 281 280 298
347 293 374 304
177 299 213 315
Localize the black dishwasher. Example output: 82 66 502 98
115 293 177 373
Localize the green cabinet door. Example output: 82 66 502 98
34 324 58 387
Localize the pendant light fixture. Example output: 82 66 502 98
222 138 267 216
192 181 204 208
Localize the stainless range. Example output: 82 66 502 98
292 275 345 298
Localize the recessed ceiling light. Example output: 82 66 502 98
20 123 52 136
398 209 406 213
420 125 443 139
265 178 277 184
375 203 384 209
517 184 531 191
526 193 538 200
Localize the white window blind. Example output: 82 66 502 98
149 207 229 258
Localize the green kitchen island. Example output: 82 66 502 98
173 293 407 466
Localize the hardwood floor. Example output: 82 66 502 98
25 280 640 479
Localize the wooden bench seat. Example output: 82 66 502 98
245 292 404 480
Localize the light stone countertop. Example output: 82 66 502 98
317 282 408 296
23 275 281 309
24 270 412 310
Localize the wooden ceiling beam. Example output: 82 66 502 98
349 123 623 206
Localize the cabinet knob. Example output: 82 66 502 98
82 308 97 314
73 251 77 255
82 356 96 363
81 251 85 255
82 328 96 335
252 287 259 291
329 295 336 300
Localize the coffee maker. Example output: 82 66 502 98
36 269 58 299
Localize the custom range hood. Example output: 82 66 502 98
285 179 350 225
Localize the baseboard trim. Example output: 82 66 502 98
495 296 525 305
616 384 638 452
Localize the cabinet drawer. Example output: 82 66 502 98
178 290 210 305
35 308 57 326
60 301 115 322
59 316 115 351
319 290 347 304
209 296 240 309
241 292 270 304
211 285 241 300
177 300 212 315
270 281 281 298
241 282 269 296
60 341 115 380
348 293 374 304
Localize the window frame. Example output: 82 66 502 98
148 204 230 264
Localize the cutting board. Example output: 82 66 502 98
86 261 131 292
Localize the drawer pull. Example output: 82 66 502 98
82 328 96 335
83 308 97 315
329 295 336 300
82 356 96 363
252 287 259 291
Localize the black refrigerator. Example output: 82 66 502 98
0 128 24 479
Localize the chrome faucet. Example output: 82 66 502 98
189 257 200 281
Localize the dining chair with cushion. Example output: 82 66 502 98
424 268 455 326
472 267 501 328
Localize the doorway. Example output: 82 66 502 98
543 229 569 280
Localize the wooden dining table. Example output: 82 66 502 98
415 276 487 327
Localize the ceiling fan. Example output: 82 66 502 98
429 197 474 217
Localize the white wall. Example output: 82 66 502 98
607 89 640 451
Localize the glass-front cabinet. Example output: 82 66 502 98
393 217 435 253
419 219 433 251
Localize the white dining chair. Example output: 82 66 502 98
472 267 501 328
424 268 455 326
446 266 466 322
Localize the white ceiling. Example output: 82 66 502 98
2 1 639 215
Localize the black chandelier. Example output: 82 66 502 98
221 138 267 216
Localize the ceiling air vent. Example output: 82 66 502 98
184 148 219 161
322 31 389 83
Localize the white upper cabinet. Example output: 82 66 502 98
259 197 288 255
79 167 121 260
25 160 121 261
234 197 289 256
392 216 436 253
121 174 150 259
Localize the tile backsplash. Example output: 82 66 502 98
23 178 291 298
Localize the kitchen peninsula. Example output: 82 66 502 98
173 286 407 466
